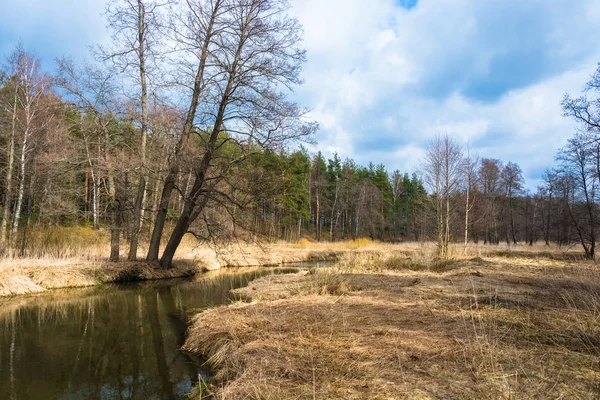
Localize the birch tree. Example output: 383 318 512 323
9 50 51 249
463 148 479 253
423 134 464 259
0 47 21 244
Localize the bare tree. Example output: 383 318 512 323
500 161 524 245
539 169 557 246
423 134 464 259
479 158 502 244
146 0 226 262
562 63 600 135
463 148 479 254
0 47 22 244
8 50 51 249
557 133 597 259
101 0 167 260
157 0 315 268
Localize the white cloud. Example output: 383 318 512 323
291 0 600 187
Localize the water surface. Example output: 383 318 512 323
0 267 296 400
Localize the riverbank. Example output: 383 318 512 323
0 260 202 296
184 248 600 399
0 239 374 297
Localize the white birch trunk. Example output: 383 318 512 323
1 84 17 242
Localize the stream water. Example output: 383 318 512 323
0 267 300 400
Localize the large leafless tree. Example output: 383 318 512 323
154 0 315 268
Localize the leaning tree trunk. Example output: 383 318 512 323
159 192 210 269
159 45 240 269
146 172 176 262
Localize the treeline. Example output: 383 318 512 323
249 148 565 250
247 150 427 242
1 0 600 264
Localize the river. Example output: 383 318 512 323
0 266 302 400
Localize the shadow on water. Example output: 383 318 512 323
0 267 297 400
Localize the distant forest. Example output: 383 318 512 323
1 0 600 264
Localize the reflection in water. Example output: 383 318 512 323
0 267 296 400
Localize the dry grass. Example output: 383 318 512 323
184 245 600 399
293 237 377 250
230 269 353 302
0 261 203 297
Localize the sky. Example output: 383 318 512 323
1 0 600 188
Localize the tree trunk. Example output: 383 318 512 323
147 172 175 262
19 171 35 256
128 176 145 260
464 183 469 255
315 188 321 241
83 136 99 230
108 172 120 262
11 124 29 248
92 175 99 230
329 181 338 241
1 84 17 243
159 23 245 269
128 0 149 260
159 192 210 269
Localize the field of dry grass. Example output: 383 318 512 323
184 244 600 399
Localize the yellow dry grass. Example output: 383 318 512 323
184 246 600 399
0 260 203 297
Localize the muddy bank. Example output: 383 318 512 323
183 257 600 399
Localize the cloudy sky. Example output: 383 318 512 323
2 0 600 188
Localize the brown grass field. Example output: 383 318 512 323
184 242 600 399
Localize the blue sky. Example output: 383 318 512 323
2 0 600 188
